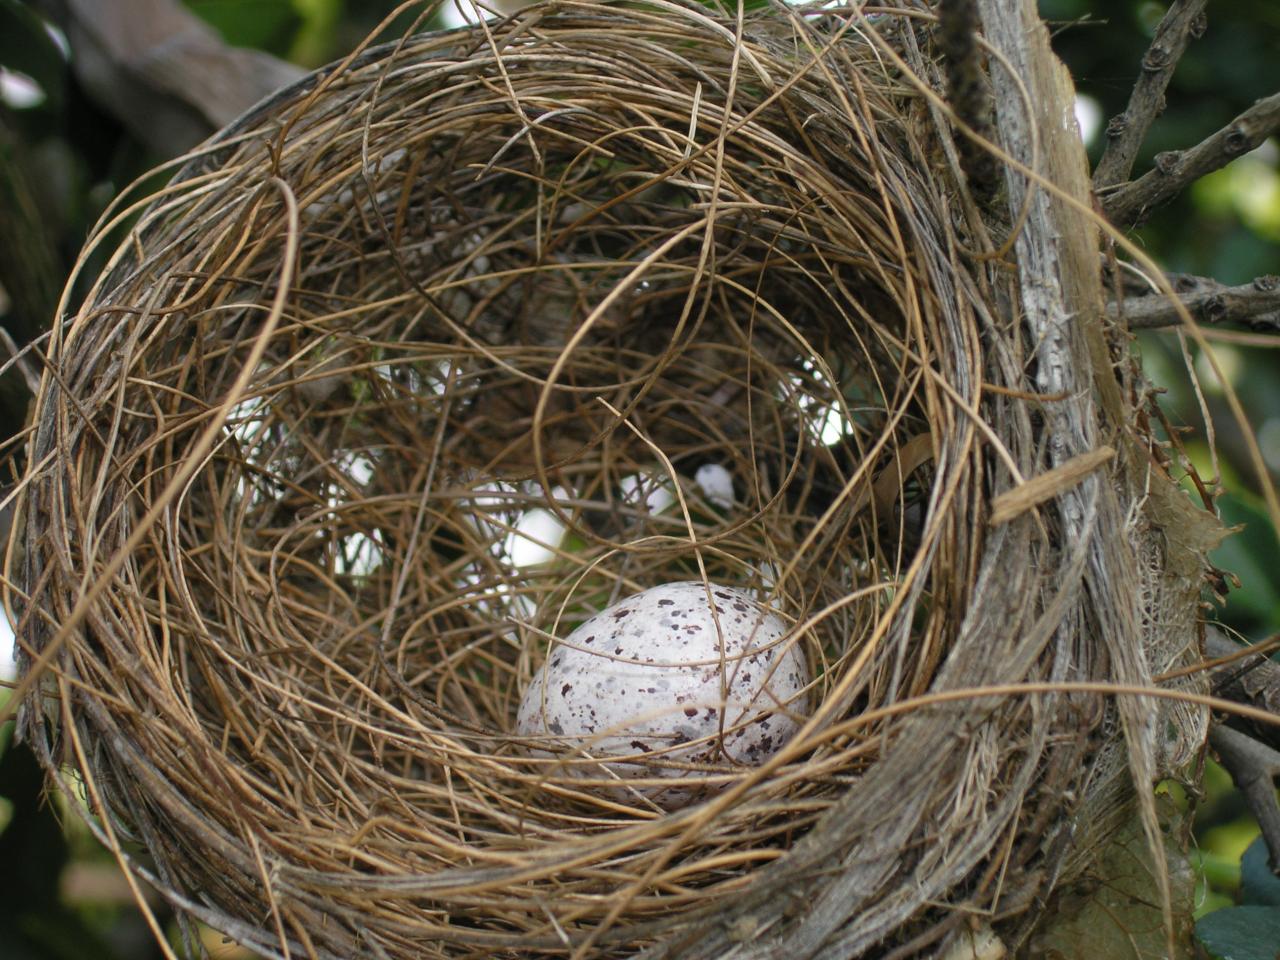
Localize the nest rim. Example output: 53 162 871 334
6 3 1206 958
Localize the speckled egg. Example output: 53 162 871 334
516 581 810 808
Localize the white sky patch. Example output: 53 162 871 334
334 529 385 577
0 612 14 682
329 452 384 575
1074 94 1102 149
694 463 734 509
786 360 854 447
0 69 45 110
619 472 676 515
370 358 453 398
226 392 283 507
344 454 375 487
505 506 568 567
439 1 491 29
815 406 851 446
228 393 271 444
467 479 521 556
500 583 537 621
463 569 537 623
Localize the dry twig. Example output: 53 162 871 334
1203 630 1280 869
1092 0 1208 189
34 0 304 153
1209 727 1280 872
1109 274 1280 330
1206 630 1280 755
1102 91 1280 227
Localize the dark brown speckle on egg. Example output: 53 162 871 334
514 580 810 808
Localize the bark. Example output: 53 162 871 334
1101 92 1280 227
1092 0 1208 189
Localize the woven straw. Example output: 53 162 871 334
7 2 1219 957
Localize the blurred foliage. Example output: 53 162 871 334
0 714 171 960
1 0 1278 958
187 0 302 55
1047 4 1280 957
1240 834 1280 906
1045 0 1280 632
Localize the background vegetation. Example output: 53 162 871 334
0 1 1276 956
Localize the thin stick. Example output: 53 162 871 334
1209 725 1280 872
1092 0 1207 189
1102 91 1280 226
1109 274 1280 330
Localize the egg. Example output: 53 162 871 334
516 581 810 808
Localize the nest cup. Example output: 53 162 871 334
10 2 1211 957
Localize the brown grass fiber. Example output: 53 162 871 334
5 2 1221 957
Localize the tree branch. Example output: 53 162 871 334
1209 725 1280 873
1204 631 1280 870
1205 630 1280 755
1107 274 1280 330
1100 92 1280 227
1198 634 1280 870
1093 0 1208 189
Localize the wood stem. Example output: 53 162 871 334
1208 725 1280 873
1092 0 1208 189
1108 274 1280 330
1101 92 1280 227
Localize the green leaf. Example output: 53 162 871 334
1195 906 1280 960
1241 836 1280 907
184 0 300 54
289 0 343 68
1203 818 1266 871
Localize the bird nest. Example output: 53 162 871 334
8 2 1219 958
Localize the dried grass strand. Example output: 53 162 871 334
5 3 1219 958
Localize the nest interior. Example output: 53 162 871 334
10 3 1215 958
